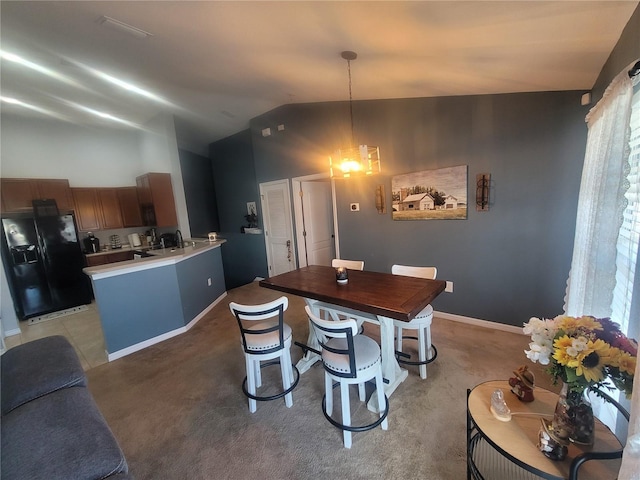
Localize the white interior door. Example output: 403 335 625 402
259 179 296 276
299 180 335 266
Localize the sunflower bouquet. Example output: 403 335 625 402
523 315 637 398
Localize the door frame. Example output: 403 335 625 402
259 179 297 275
291 173 340 267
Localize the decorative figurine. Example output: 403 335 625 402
490 389 512 422
509 365 535 402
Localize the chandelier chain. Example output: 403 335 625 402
347 58 355 145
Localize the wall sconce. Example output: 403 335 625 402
375 184 386 214
476 173 491 211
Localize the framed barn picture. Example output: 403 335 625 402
391 165 468 220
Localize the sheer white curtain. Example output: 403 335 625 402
564 63 638 479
564 69 633 317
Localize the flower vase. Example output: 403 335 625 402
551 382 595 446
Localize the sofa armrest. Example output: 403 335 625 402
1 335 86 415
1 386 129 480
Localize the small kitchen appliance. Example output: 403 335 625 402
83 232 100 253
109 234 122 249
127 233 142 247
159 233 177 248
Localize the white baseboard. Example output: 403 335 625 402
107 291 228 362
434 310 524 335
184 291 227 330
4 328 21 337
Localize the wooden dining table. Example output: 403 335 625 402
259 265 446 411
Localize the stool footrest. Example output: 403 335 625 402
322 382 389 433
295 341 321 356
242 360 300 402
395 337 438 366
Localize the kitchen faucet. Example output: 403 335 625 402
175 229 183 248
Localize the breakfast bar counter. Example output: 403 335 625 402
84 239 227 361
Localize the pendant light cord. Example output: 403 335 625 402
347 57 355 146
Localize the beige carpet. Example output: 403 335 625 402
87 281 555 480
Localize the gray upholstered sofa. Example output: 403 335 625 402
1 335 132 480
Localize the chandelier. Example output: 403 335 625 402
329 51 381 179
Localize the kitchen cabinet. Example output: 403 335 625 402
1 178 73 213
117 187 143 227
136 173 178 227
85 255 109 267
36 179 74 212
96 188 123 230
71 188 101 231
73 187 143 231
85 250 134 267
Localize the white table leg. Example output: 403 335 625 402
367 315 407 412
295 298 322 373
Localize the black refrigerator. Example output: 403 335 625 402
1 212 91 320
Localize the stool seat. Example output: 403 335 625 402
405 304 433 325
323 335 381 374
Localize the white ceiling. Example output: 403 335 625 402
1 1 638 155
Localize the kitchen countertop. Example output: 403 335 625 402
83 238 226 280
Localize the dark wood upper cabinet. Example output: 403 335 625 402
1 178 73 214
136 173 178 227
71 188 101 232
96 188 123 230
35 179 74 212
117 187 143 227
1 179 39 213
2 175 176 231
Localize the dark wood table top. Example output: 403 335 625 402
259 265 446 322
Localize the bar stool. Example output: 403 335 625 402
331 258 365 270
391 264 438 379
229 296 299 413
306 305 388 448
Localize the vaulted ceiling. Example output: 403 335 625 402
1 1 637 155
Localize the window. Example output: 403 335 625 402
612 80 640 338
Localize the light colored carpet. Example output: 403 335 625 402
87 281 555 479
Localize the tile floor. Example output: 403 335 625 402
4 303 108 371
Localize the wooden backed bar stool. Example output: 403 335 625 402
331 258 365 271
229 296 299 413
391 264 438 379
326 259 366 331
306 305 388 448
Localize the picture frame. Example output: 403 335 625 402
391 165 468 220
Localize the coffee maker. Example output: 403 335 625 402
83 232 100 253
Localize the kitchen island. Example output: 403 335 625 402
84 239 226 361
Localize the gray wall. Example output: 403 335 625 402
248 92 588 326
179 148 220 237
211 130 269 289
